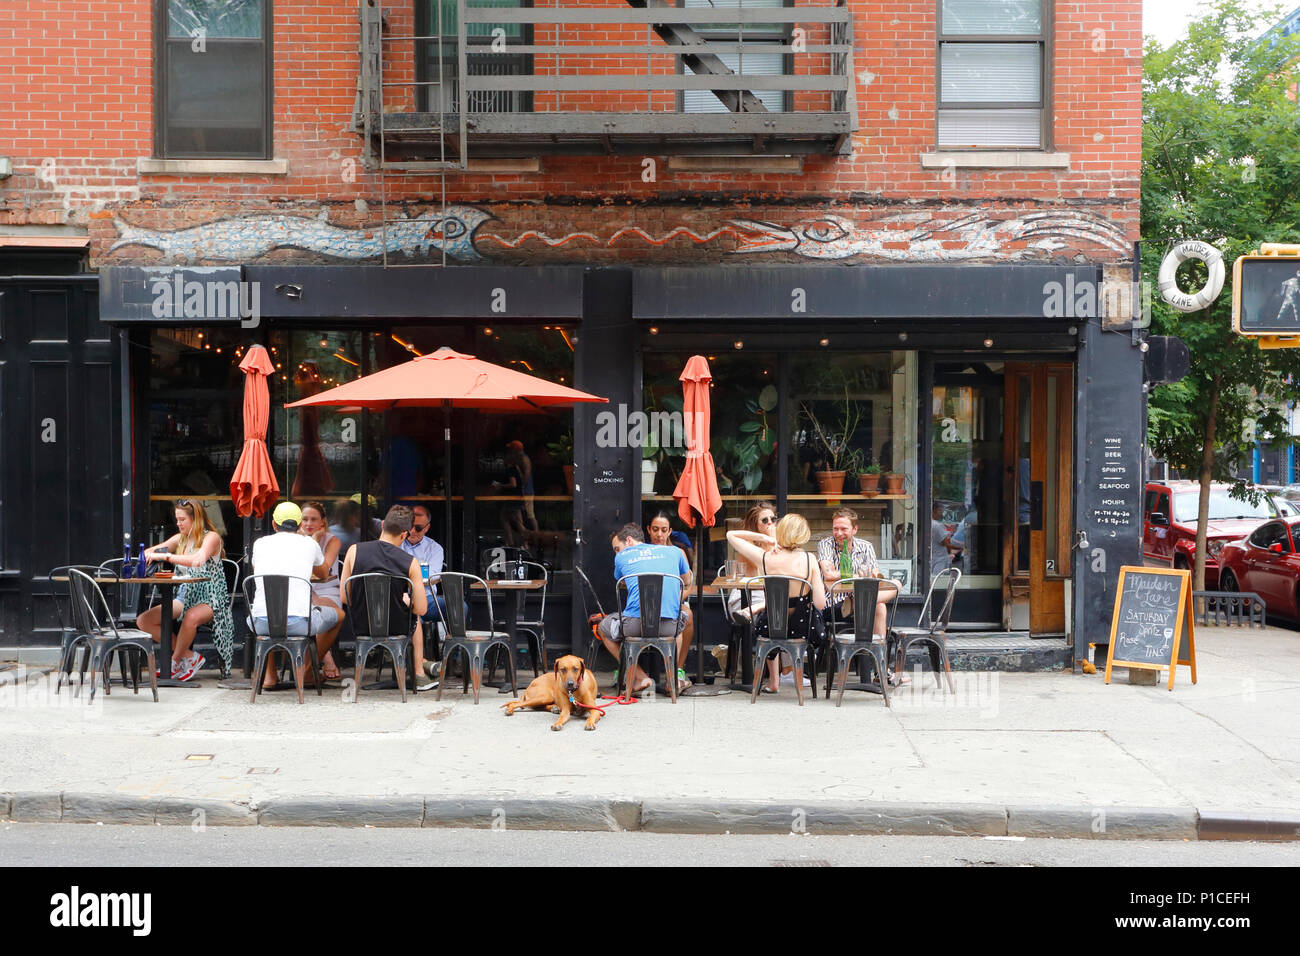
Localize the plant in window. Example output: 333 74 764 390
715 384 777 494
800 385 863 495
859 460 883 497
547 429 574 493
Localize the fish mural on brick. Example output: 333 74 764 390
725 211 1131 260
110 208 493 262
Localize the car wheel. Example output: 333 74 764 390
1219 569 1238 592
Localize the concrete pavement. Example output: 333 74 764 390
3 624 1299 840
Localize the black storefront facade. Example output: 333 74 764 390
2 259 1148 670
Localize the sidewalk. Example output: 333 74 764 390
3 625 1299 840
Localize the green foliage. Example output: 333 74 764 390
800 385 863 473
716 384 777 492
1144 0 1300 477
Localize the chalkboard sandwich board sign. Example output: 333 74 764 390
1104 566 1197 690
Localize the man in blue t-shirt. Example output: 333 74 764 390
597 522 693 695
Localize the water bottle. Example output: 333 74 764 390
122 543 135 579
136 543 147 578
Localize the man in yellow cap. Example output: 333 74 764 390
249 501 341 689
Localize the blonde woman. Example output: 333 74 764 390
726 513 827 693
137 499 233 681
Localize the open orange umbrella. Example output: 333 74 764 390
286 347 607 567
230 345 280 518
671 355 724 692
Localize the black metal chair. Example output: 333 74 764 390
96 557 157 628
436 572 516 704
615 572 683 703
490 559 549 675
344 571 416 702
574 563 610 667
66 569 159 704
889 567 961 693
243 574 323 704
191 558 241 678
50 564 104 693
824 577 893 708
480 546 530 578
748 574 819 706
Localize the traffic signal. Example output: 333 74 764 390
1233 244 1300 347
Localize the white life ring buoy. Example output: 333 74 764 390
1158 241 1225 312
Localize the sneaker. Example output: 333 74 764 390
412 677 438 692
174 653 204 682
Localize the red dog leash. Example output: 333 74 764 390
570 691 639 714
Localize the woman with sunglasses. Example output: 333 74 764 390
299 501 345 680
137 499 234 681
726 500 777 622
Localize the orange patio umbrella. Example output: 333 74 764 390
285 347 607 566
230 345 280 518
671 355 724 692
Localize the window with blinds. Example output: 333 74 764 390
937 0 1048 148
417 0 533 114
681 0 789 114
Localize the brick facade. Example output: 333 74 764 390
0 0 1140 267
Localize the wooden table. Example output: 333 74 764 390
471 579 545 693
54 572 210 688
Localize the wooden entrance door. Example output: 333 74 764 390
1003 364 1073 635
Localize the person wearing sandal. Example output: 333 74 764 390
248 502 342 690
300 501 345 681
726 513 828 694
597 523 693 695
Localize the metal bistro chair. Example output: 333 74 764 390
889 567 961 694
437 572 516 704
480 546 530 578
717 563 756 681
66 569 159 704
345 572 417 703
243 574 323 704
615 572 684 704
190 557 242 678
490 559 549 676
50 565 104 693
573 563 609 667
748 574 820 706
825 577 894 708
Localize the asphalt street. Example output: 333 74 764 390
2 822 1298 866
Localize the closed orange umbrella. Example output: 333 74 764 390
230 345 280 518
671 355 724 692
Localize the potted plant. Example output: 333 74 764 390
883 470 906 496
546 430 575 493
642 433 661 497
801 386 863 496
859 462 883 497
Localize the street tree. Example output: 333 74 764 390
1143 0 1300 588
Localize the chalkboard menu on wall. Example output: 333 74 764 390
1104 566 1197 690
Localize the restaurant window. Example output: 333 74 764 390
789 352 919 593
146 328 248 555
155 0 273 159
470 324 577 573
269 329 381 555
681 0 791 114
642 350 779 576
931 361 1004 589
937 0 1049 149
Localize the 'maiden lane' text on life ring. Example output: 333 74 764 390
1158 241 1225 312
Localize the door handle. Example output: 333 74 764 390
1030 481 1044 531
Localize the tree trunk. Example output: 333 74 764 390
1193 376 1221 592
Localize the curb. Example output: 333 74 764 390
2 791 1296 841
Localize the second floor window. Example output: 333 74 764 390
418 0 532 114
154 0 273 159
937 0 1048 149
681 0 790 114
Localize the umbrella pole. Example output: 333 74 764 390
443 399 454 571
680 507 728 696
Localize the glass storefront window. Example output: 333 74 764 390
932 361 1005 589
789 352 919 593
146 328 247 554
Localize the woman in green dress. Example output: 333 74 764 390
138 499 233 681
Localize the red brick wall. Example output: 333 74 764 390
0 1 1141 266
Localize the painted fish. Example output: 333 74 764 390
110 208 493 262
727 211 1130 260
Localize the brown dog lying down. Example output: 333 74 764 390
503 654 602 731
